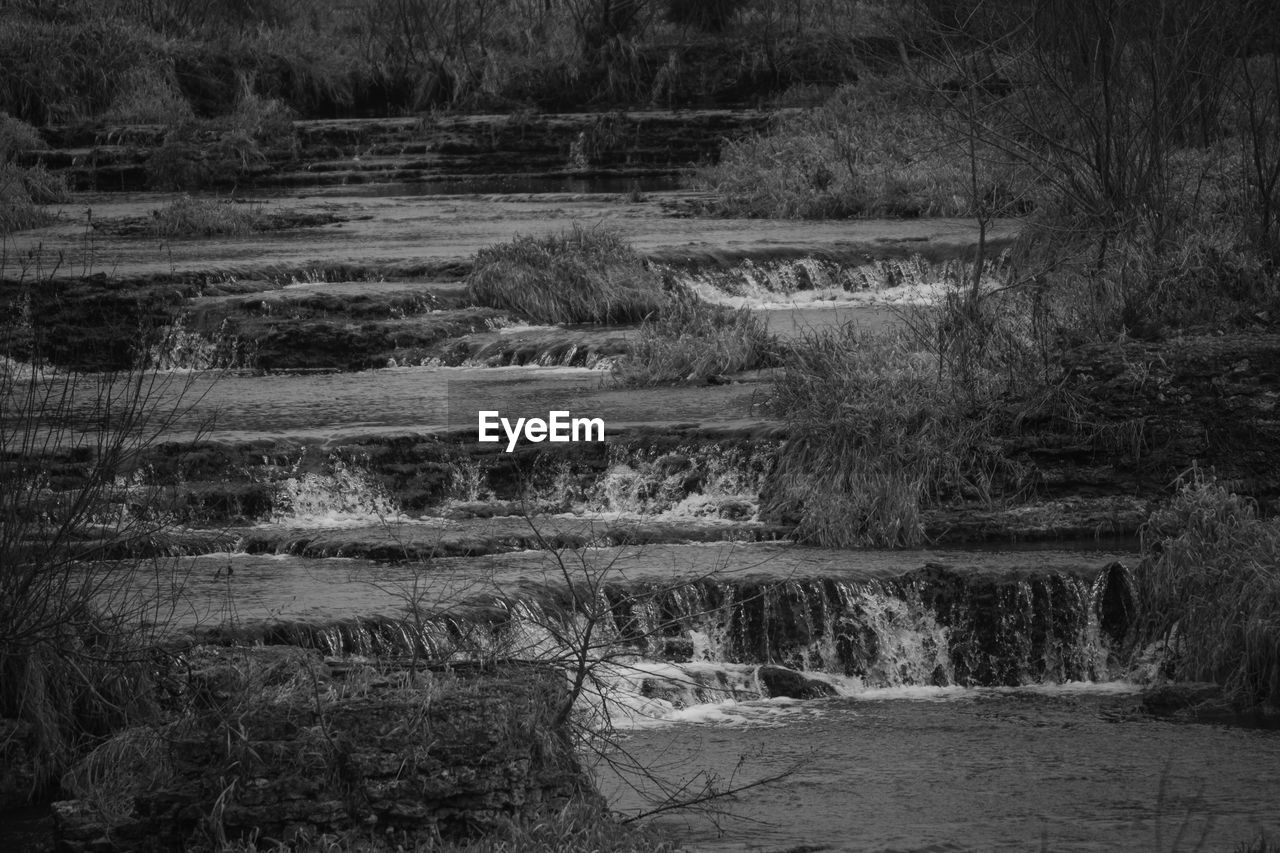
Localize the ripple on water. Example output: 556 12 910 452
603 687 1280 853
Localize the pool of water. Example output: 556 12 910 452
601 686 1280 852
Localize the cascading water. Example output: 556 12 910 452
147 317 249 371
269 458 411 527
247 561 1135 725
665 253 1012 309
579 443 775 521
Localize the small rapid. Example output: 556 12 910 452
191 546 1135 711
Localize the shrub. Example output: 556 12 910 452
762 316 1030 548
1132 474 1280 710
1 116 65 235
611 288 777 386
0 352 201 795
149 194 263 238
0 112 43 157
694 76 1034 219
467 226 665 325
147 84 296 190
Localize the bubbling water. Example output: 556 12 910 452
269 458 409 528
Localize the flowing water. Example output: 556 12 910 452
138 541 1280 851
9 178 1278 850
604 686 1280 852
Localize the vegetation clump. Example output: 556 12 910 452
149 194 263 238
611 287 777 385
695 76 1034 219
761 315 1030 547
1133 474 1280 712
146 86 297 190
0 0 904 124
0 112 65 234
0 353 197 797
468 226 665 325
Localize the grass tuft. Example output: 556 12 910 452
149 194 263 238
611 287 777 386
1133 473 1280 711
467 226 665 325
1 113 65 235
762 304 1034 548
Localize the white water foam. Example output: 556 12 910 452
670 254 1010 311
268 458 451 528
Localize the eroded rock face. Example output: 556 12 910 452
51 651 596 852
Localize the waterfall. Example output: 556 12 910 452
237 562 1134 698
663 254 1011 309
269 458 410 527
580 443 775 520
147 317 249 371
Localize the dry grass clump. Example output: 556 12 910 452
150 194 263 238
0 626 163 797
0 163 59 234
467 226 665 325
60 725 170 827
762 314 1034 547
1 113 66 234
695 76 1034 219
611 288 777 386
1132 474 1280 710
